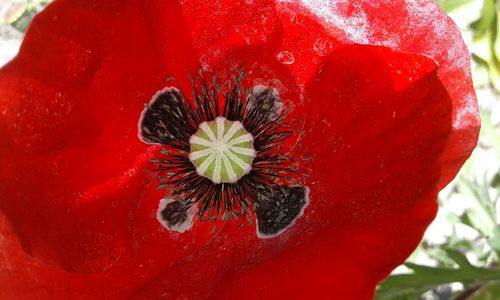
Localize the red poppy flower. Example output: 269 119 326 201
0 0 479 299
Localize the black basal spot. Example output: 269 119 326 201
254 185 309 237
139 88 196 151
157 199 194 233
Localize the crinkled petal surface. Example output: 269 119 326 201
0 0 479 299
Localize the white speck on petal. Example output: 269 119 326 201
313 37 334 56
276 51 295 65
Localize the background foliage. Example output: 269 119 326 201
377 0 500 299
0 0 499 299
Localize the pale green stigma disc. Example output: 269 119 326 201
189 117 256 184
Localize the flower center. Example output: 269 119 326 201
189 117 256 184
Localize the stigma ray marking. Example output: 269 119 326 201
197 153 216 175
213 154 222 183
200 122 217 142
216 117 225 140
224 148 251 172
189 148 213 160
222 121 243 143
221 154 237 182
229 146 256 156
227 133 253 146
190 135 213 147
189 117 255 183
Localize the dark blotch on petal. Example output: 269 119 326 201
243 88 279 133
244 87 292 153
254 185 308 237
160 201 189 226
251 88 281 119
139 88 195 151
158 200 195 233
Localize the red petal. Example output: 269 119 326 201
299 44 452 284
0 0 206 271
292 0 480 186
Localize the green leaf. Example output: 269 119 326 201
375 259 500 300
490 225 500 255
1 2 28 25
3 0 53 32
444 248 475 270
471 0 497 39
480 111 500 158
472 56 493 88
457 177 497 236
437 0 477 13
469 0 500 91
11 9 36 33
492 173 500 188
467 281 500 300
447 212 462 224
